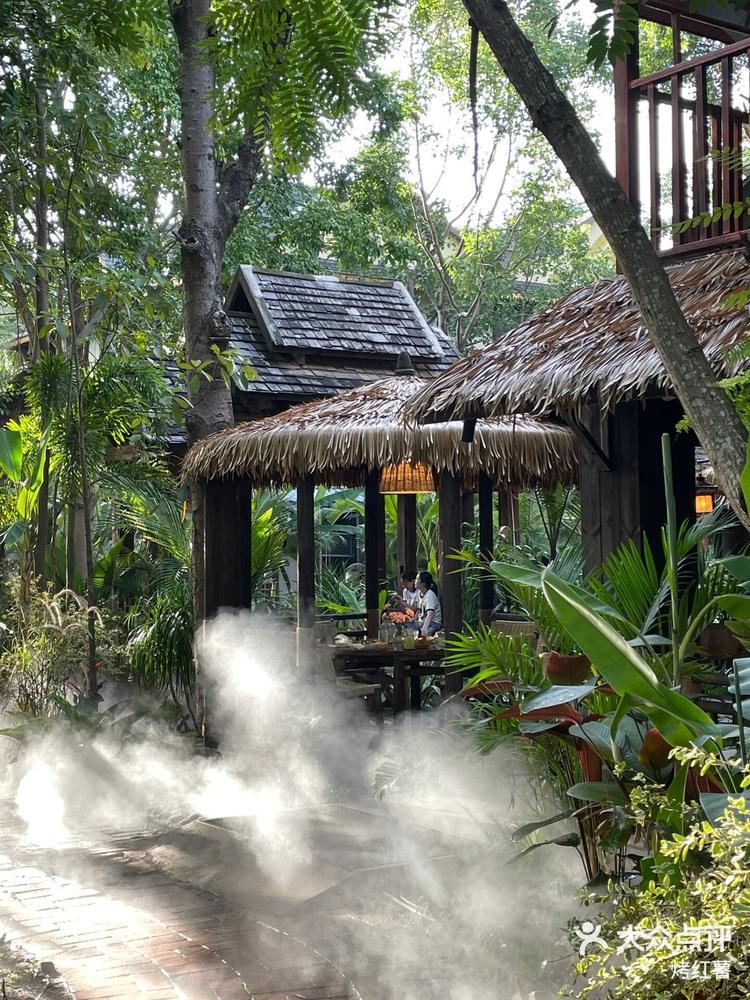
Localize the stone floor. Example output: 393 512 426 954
0 796 488 1000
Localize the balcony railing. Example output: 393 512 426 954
625 35 750 257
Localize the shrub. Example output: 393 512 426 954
566 750 750 999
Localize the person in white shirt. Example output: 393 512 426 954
416 571 442 636
399 570 419 612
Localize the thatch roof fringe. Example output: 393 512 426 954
407 249 750 422
182 374 578 489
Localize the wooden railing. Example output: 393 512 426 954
626 36 750 257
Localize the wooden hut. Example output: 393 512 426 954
182 359 578 684
408 249 750 570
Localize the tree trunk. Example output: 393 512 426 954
171 0 261 735
462 0 750 525
33 79 51 584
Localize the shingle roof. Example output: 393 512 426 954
228 265 448 361
228 311 459 398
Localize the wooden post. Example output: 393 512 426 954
203 477 252 617
201 476 252 746
397 494 417 574
614 37 640 214
478 472 495 624
439 470 463 694
498 488 520 547
296 474 316 672
365 470 384 638
461 489 475 527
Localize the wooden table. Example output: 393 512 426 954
329 644 446 713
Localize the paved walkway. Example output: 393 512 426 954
0 818 356 1000
0 799 485 1000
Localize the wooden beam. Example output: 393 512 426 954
296 474 316 671
365 470 384 638
397 494 417 575
478 472 495 624
203 477 252 618
439 470 463 694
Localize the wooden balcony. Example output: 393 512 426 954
617 34 750 258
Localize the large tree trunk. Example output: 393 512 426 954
33 79 51 584
462 0 749 525
171 0 260 734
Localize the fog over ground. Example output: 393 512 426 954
3 612 583 999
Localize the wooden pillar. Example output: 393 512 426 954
614 37 640 216
397 494 417 574
202 476 251 747
498 488 520 546
296 474 316 671
478 472 495 624
439 470 463 694
461 489 475 527
203 477 252 618
365 470 384 638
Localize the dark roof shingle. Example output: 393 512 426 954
228 265 448 361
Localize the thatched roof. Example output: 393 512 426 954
182 373 578 489
407 249 750 422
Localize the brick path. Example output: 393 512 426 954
0 817 356 1000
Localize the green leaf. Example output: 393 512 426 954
506 832 581 864
718 594 750 619
700 790 750 826
521 683 597 713
718 554 750 584
568 720 621 758
0 427 23 482
1 520 28 548
511 809 576 843
541 569 718 745
611 692 638 739
488 561 542 588
567 782 628 805
519 720 562 734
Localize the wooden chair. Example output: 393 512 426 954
491 617 541 651
314 624 383 716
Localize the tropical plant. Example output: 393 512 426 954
447 444 750 880
0 586 127 716
567 745 750 999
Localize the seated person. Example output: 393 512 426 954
392 569 419 613
416 571 442 636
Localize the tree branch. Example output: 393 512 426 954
217 128 262 242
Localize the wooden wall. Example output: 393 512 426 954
579 398 695 573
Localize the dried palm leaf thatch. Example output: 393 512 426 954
407 248 750 422
182 374 577 489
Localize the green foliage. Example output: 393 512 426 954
568 748 750 999
127 575 194 701
0 586 127 715
211 0 398 167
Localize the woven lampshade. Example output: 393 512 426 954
379 462 435 494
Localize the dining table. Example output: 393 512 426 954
328 642 447 713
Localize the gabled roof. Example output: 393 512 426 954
227 265 447 361
408 248 750 422
228 311 458 399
